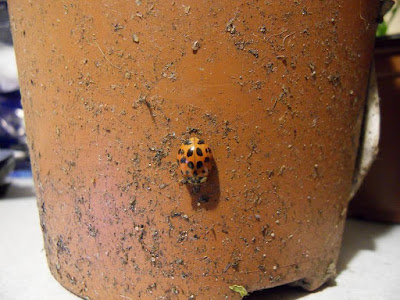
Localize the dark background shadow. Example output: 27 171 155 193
336 218 392 273
246 218 394 299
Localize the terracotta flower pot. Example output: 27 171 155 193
9 1 380 299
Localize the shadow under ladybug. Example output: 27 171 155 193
185 157 220 210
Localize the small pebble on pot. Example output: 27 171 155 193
132 34 139 43
192 41 200 53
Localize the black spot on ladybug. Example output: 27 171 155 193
187 148 194 157
186 170 190 175
198 139 205 144
184 140 192 145
188 161 194 169
207 148 211 153
193 170 198 176
202 170 206 174
180 157 186 164
204 157 210 163
196 148 203 156
196 161 203 169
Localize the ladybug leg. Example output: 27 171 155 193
199 177 208 183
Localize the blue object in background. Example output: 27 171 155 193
0 90 25 149
0 90 31 182
0 2 31 183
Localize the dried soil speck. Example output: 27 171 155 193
226 18 236 34
248 49 259 58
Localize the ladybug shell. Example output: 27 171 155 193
177 137 213 184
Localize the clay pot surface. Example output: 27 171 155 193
9 1 379 299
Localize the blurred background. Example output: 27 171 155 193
0 0 31 198
348 0 400 223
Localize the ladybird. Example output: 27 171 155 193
177 137 213 184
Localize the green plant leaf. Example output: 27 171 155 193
229 285 248 298
376 22 388 37
377 1 400 37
